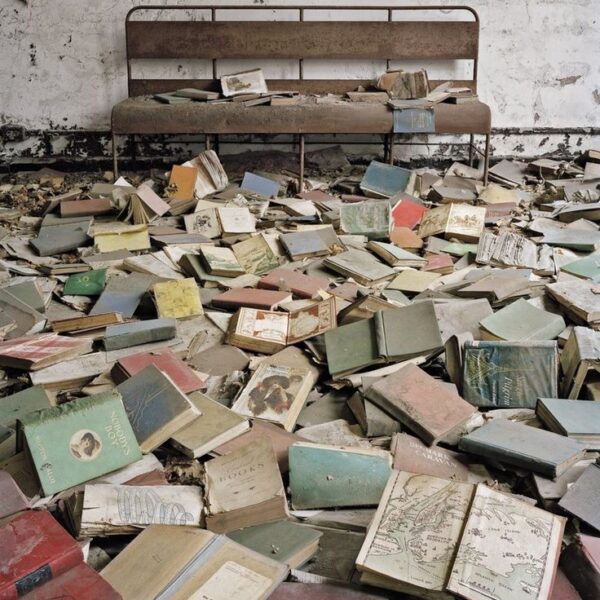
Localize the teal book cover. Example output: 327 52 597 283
20 390 142 495
360 161 412 198
289 443 392 509
462 340 558 408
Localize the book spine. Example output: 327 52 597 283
373 311 388 360
105 323 176 351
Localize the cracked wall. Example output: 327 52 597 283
1 0 599 162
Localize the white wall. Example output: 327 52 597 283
1 0 599 160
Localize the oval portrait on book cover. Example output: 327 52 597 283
69 429 102 461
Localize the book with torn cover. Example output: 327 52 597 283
231 363 312 431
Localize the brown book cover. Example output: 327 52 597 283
366 363 476 445
60 198 113 218
212 288 292 311
258 268 330 299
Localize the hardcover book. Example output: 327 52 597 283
0 385 52 429
280 231 330 260
152 278 203 319
339 201 390 239
90 272 154 318
366 241 427 267
212 288 292 311
323 249 396 286
257 268 330 299
183 208 222 238
359 161 412 198
103 318 177 351
20 390 142 495
167 165 197 201
217 207 256 233
200 246 245 277
418 203 486 242
231 234 279 275
558 462 600 531
560 326 600 398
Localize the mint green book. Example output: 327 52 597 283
562 253 600 280
289 442 392 509
63 269 106 296
0 385 52 429
20 390 142 495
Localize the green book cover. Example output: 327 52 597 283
63 269 107 296
20 390 141 495
227 520 322 565
462 340 558 408
0 385 52 429
340 201 390 240
289 442 392 509
5 281 45 313
561 253 600 280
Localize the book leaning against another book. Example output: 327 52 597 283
356 471 565 600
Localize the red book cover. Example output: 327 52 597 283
0 511 83 599
391 198 428 229
258 268 330 299
211 288 292 310
112 348 204 393
0 334 90 370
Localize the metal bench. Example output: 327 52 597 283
112 4 491 185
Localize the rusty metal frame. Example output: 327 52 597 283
115 5 484 184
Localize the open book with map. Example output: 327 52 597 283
356 471 565 600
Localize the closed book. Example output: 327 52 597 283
447 485 565 600
90 272 154 318
459 419 587 478
20 390 142 495
101 525 288 600
200 246 245 277
21 563 122 600
289 443 392 509
231 234 280 275
94 223 150 253
366 363 476 445
339 201 390 239
462 340 558 408
280 231 329 260
258 268 329 299
391 196 428 229
63 269 106 296
0 471 29 518
4 281 45 313
479 298 566 342
0 385 51 429
103 318 177 351
112 348 204 394
385 269 440 294
170 392 249 458
0 511 83 600
212 288 292 310
360 161 412 198
536 398 600 449
558 462 600 531
560 326 600 398
51 312 122 334
217 207 256 234
60 198 112 217
560 534 600 600
323 249 395 286
356 471 474 597
241 172 280 198
153 278 203 320
228 521 322 569
366 241 427 267
204 438 288 533
418 203 485 242
167 165 197 201
116 364 199 453
30 222 91 256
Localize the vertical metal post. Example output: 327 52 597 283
468 134 475 166
131 134 137 170
483 133 490 185
112 131 119 181
388 134 394 165
205 134 211 151
299 134 305 192
383 134 389 163
386 9 392 71
299 8 304 81
211 8 218 80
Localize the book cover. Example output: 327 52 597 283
90 272 154 318
184 208 222 238
0 385 51 429
63 269 107 296
200 246 245 276
20 390 142 495
167 165 197 201
280 231 329 259
231 234 279 275
217 207 256 234
324 249 395 286
462 340 558 408
153 278 203 319
558 462 600 530
103 318 177 351
536 398 600 448
360 161 412 198
212 289 292 311
258 268 329 299
339 201 390 239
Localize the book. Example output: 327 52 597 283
546 280 600 328
0 511 83 599
228 521 322 570
366 363 476 445
116 364 199 453
184 208 223 238
366 241 427 267
323 249 396 286
93 223 151 253
63 268 106 296
103 318 177 351
462 340 558 408
231 234 279 275
189 345 250 377
339 201 390 239
0 289 46 338
241 172 280 198
30 221 91 256
418 203 486 242
90 272 154 318
20 390 141 495
221 68 268 97
390 225 424 249
289 443 392 509
536 398 600 449
185 150 229 198
459 419 587 478
167 165 197 201
280 231 330 260
356 471 474 597
561 252 600 279
560 534 600 600
51 312 123 334
0 471 29 518
226 298 336 354
231 363 313 432
479 298 566 341
125 184 170 224
111 348 204 394
212 288 292 311
152 278 203 319
360 161 412 198
60 197 112 217
217 207 256 234
447 485 565 600
5 280 45 313
200 246 245 277
0 385 51 429
385 269 440 294
391 196 428 229
204 438 288 533
558 462 600 531
257 268 329 299
102 525 288 600
80 483 203 535
324 300 443 379
560 326 600 398
0 333 93 371
170 392 249 458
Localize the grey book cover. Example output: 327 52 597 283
104 318 177 351
90 273 155 318
559 463 600 531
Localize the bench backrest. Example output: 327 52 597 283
125 5 480 97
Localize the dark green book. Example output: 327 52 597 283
63 269 106 296
536 398 600 449
462 340 558 408
116 364 199 453
0 385 52 429
459 419 587 478
103 318 177 351
20 390 142 495
227 520 322 569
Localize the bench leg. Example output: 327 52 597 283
483 133 491 186
131 135 137 170
388 134 395 165
298 134 305 192
112 131 119 181
383 134 389 163
468 134 475 166
205 134 211 151
214 134 220 155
